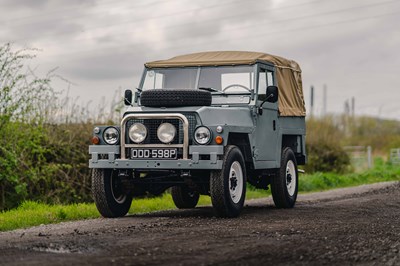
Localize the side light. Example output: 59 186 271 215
215 135 223 145
92 136 100 145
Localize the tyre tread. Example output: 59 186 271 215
171 186 199 209
92 169 132 218
210 145 246 217
271 147 298 208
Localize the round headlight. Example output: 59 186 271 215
157 123 176 144
129 123 147 143
103 127 119 145
194 126 211 145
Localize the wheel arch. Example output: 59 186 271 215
227 132 253 168
281 134 306 165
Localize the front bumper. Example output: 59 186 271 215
89 145 224 170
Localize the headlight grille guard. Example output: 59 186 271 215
120 113 189 160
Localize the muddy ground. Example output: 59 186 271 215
1 181 399 266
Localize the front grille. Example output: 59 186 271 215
125 113 197 145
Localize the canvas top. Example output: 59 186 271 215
145 51 305 116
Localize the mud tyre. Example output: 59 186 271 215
140 89 212 107
210 145 246 218
271 147 298 208
92 169 132 218
171 186 200 209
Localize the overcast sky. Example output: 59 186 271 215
2 0 400 119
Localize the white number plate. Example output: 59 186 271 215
130 149 177 160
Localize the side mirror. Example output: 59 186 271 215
124 89 133 106
266 86 278 103
258 86 279 115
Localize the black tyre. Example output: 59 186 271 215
92 169 132 218
140 89 212 107
171 185 200 209
271 147 298 208
210 145 246 218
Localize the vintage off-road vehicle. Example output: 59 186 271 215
89 51 306 218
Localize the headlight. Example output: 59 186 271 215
194 126 211 145
129 123 147 143
157 123 176 143
103 127 119 145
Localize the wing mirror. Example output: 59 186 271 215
124 89 133 106
266 86 278 103
258 86 279 115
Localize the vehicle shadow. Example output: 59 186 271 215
127 204 277 219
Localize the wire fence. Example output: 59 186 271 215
343 146 373 171
390 149 400 165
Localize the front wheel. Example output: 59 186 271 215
92 169 133 218
210 145 246 217
271 147 298 208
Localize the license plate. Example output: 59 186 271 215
130 148 177 160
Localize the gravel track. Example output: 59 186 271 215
1 181 399 265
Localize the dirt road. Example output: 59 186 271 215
1 181 399 266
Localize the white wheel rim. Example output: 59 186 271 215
286 160 296 197
229 161 244 204
111 174 127 204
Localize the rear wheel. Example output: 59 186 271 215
210 146 246 217
271 147 298 208
171 185 200 209
92 169 132 218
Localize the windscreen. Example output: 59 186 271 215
142 68 197 90
198 66 254 93
141 66 254 105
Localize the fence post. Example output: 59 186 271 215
367 146 372 169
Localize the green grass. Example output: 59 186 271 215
0 201 100 232
299 159 400 192
0 190 271 232
1 160 399 232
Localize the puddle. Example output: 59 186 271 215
31 246 74 254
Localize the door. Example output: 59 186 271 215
253 65 279 168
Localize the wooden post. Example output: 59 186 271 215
367 146 372 169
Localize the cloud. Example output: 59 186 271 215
62 49 145 81
0 0 399 119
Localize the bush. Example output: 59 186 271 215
0 44 97 210
306 142 351 173
305 117 351 173
0 43 122 210
0 44 56 209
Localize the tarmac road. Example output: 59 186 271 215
1 181 399 266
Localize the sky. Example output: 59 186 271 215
2 0 400 120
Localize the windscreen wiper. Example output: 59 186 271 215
198 87 225 94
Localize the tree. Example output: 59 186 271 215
0 43 55 209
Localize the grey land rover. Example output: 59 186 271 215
89 51 306 218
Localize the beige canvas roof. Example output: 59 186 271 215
145 51 306 116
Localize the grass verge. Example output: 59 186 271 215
1 160 399 232
299 159 400 192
